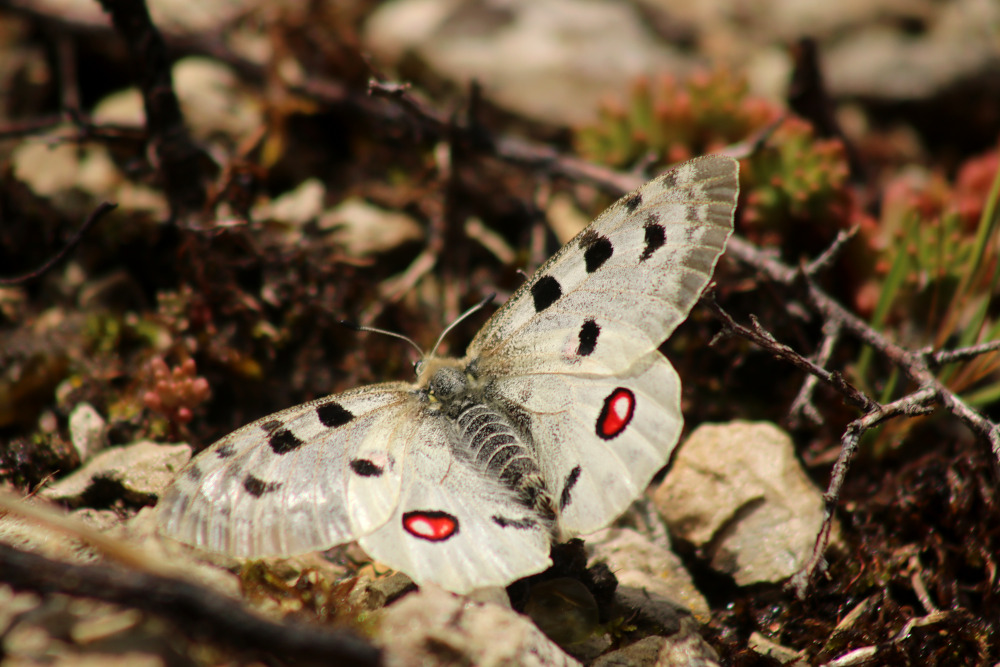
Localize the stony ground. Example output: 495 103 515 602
1 0 998 665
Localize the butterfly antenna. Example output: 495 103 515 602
430 293 497 356
339 320 425 357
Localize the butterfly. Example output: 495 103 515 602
156 155 739 593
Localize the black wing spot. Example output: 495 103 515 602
577 319 600 357
624 193 642 213
260 419 282 433
580 231 614 273
531 275 562 312
350 458 384 477
215 444 236 459
559 465 582 510
641 218 666 262
244 475 282 498
269 427 304 455
184 466 204 482
317 402 354 428
659 171 678 189
492 515 538 530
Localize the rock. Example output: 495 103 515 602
591 636 667 667
587 527 708 618
591 593 721 666
822 0 1000 101
320 198 423 257
655 421 831 585
524 578 600 646
68 402 107 461
377 586 580 666
363 0 694 126
41 441 191 507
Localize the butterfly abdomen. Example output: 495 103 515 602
454 401 557 525
426 363 557 523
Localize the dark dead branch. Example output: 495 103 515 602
0 542 380 666
96 0 213 220
714 234 1000 594
707 295 872 412
788 319 842 428
925 339 1000 366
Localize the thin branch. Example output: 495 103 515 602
802 226 859 277
0 201 117 286
726 234 1000 457
789 387 937 597
368 77 448 139
788 319 842 427
926 339 1000 366
707 295 872 411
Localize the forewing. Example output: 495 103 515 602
470 155 738 376
359 413 552 593
156 383 417 557
487 352 681 535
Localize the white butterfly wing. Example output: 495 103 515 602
158 382 552 592
157 384 415 557
359 415 552 593
470 155 738 377
469 156 738 535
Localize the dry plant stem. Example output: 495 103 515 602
791 225 858 422
0 201 117 285
801 269 1000 462
368 78 448 139
908 554 940 614
819 610 961 667
0 542 379 666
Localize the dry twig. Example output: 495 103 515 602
0 201 117 286
715 234 1000 595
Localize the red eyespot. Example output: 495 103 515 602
403 511 459 541
596 388 635 440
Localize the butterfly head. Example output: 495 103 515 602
415 356 469 396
